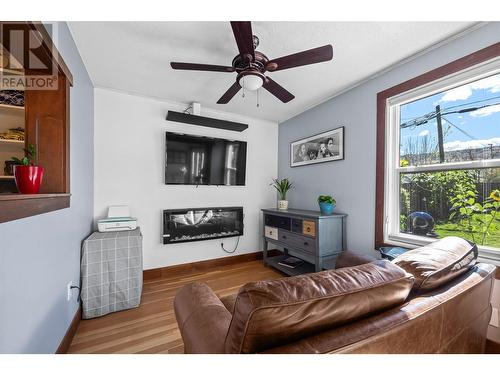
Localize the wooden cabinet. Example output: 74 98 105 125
262 208 347 276
0 21 72 223
24 73 70 193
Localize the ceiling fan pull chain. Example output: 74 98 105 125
242 77 245 98
256 89 260 107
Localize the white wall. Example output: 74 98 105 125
94 88 278 270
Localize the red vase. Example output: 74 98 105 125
14 165 44 194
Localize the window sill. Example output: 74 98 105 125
0 193 70 223
478 248 500 267
384 233 500 265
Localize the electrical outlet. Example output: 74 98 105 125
67 281 72 302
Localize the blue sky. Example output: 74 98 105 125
400 73 500 155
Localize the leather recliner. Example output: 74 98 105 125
174 237 496 353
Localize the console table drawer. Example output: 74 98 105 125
278 230 316 254
264 214 291 230
291 218 316 237
264 225 278 240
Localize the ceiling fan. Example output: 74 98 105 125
170 21 333 105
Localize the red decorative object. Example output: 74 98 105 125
14 165 44 194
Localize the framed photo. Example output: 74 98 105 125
290 126 344 167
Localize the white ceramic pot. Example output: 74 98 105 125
278 200 289 210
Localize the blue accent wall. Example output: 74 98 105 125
278 23 500 255
0 22 94 353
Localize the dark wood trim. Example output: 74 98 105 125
375 91 387 248
143 249 280 281
56 306 81 354
29 22 73 86
485 339 500 354
0 193 70 201
0 194 70 223
375 42 500 248
495 266 500 280
25 73 71 193
65 76 71 192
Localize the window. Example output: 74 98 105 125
376 43 500 260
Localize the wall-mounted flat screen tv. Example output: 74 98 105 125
165 132 247 186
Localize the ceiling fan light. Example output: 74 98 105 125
239 74 264 91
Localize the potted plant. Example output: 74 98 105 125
11 144 44 194
318 195 336 215
271 178 293 210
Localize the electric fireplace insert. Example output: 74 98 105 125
163 206 244 244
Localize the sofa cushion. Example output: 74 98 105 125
219 293 237 313
224 260 414 353
334 250 379 269
392 236 478 292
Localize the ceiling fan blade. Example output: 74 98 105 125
263 77 295 103
230 21 255 60
171 62 235 72
217 81 241 104
266 45 333 72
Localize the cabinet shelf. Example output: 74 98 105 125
0 103 25 112
0 139 24 146
265 253 316 276
0 175 15 180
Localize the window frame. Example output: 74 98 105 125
375 42 500 259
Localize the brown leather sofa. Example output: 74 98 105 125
174 237 496 353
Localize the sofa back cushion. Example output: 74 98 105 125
392 236 478 292
224 260 414 353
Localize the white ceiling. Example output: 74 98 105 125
69 21 477 122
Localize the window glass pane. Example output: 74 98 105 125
399 73 500 167
400 168 500 248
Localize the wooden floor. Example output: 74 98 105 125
68 260 282 354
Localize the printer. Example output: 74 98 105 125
97 205 138 232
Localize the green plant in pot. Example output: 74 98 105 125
11 144 44 194
271 178 293 210
318 195 336 215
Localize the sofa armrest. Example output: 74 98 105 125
174 282 232 354
335 250 379 269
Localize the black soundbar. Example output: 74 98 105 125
166 110 248 132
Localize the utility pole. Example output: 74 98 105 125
435 105 445 163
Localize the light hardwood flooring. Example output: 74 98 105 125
68 259 282 354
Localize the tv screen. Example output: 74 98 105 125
165 132 247 185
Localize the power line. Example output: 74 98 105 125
400 101 500 129
400 94 500 122
441 116 478 141
440 94 500 112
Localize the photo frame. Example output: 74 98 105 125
290 126 344 167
